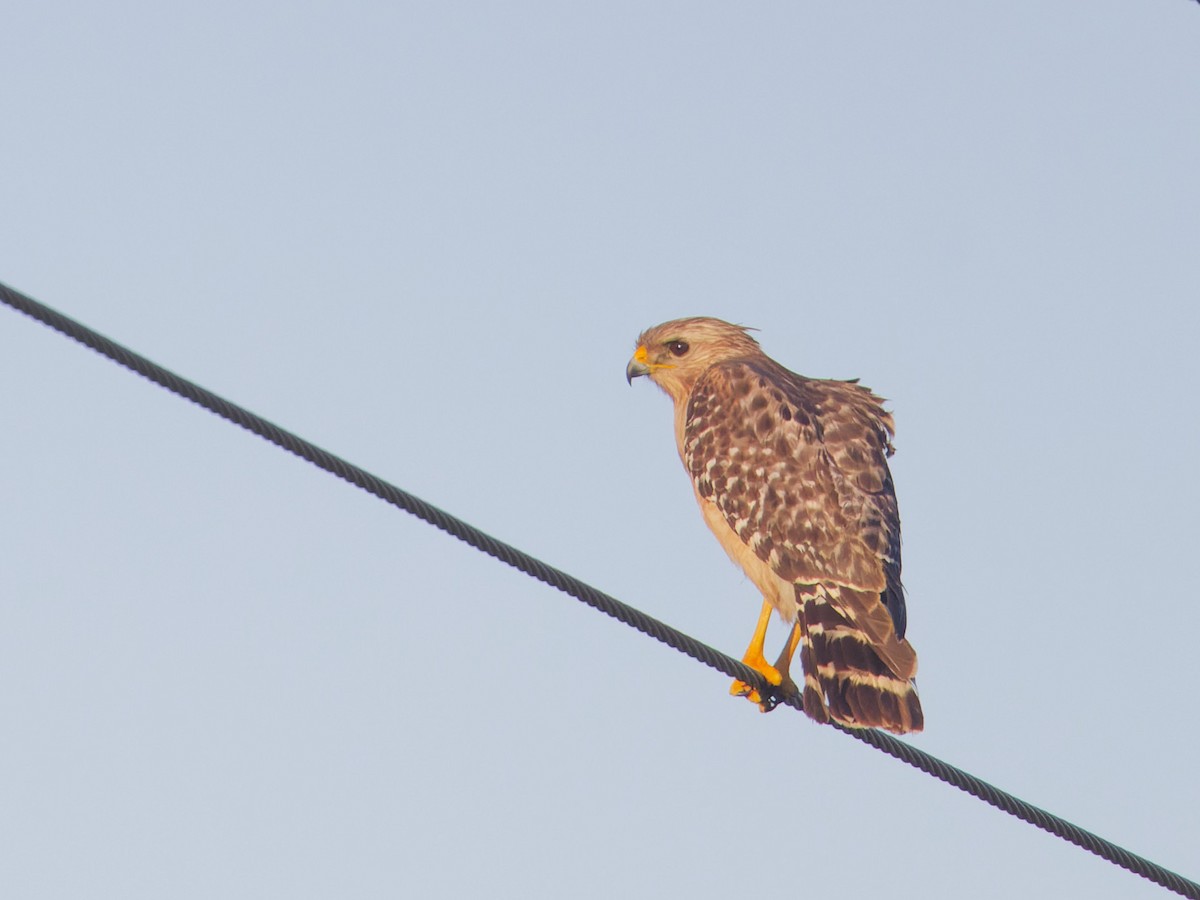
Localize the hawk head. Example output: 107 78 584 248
626 317 760 402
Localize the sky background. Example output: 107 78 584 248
2 2 1198 898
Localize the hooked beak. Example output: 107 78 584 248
626 346 651 384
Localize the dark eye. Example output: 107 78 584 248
666 340 689 357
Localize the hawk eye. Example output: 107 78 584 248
666 340 690 357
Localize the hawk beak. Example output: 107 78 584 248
626 346 651 384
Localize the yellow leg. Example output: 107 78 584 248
773 621 802 698
730 599 783 708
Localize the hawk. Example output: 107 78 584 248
626 317 923 734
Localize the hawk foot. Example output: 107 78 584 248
731 600 795 712
730 673 798 714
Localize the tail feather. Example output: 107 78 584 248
796 583 923 734
798 641 830 724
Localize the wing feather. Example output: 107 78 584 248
684 357 914 678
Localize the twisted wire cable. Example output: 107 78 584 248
3 280 1196 899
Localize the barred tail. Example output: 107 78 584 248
796 583 924 734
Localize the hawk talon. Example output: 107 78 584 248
729 679 785 713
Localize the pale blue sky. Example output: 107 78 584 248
2 3 1198 898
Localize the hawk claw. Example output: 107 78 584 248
729 679 784 713
730 676 796 713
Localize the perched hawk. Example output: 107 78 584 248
627 317 922 734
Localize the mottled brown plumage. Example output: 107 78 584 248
627 317 922 733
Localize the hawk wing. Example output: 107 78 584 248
683 357 915 680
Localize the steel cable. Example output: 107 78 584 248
3 280 1197 899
